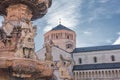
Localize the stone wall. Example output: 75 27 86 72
73 49 120 65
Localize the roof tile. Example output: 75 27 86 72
73 45 120 53
73 62 120 70
51 24 73 31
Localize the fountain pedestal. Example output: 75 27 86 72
0 0 53 80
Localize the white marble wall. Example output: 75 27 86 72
73 49 120 65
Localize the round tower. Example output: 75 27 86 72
44 24 76 53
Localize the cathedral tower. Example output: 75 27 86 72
44 23 76 53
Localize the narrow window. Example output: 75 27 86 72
79 58 82 64
56 35 58 39
93 57 97 63
67 35 69 39
56 33 58 39
111 55 115 61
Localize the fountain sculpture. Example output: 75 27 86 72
0 0 53 80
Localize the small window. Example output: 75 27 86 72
66 44 73 49
79 58 82 64
73 72 75 76
93 57 97 63
67 36 69 39
64 62 66 65
111 55 115 61
56 35 58 39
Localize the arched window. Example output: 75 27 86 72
51 34 53 39
111 55 115 61
67 35 69 39
53 34 55 39
73 72 75 76
66 44 73 49
60 33 62 39
93 57 97 63
79 58 82 64
56 35 58 39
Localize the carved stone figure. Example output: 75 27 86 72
45 41 53 61
57 54 73 80
3 22 14 36
0 41 5 48
15 21 37 59
0 0 52 80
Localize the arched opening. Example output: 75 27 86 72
111 55 115 61
66 44 73 49
93 57 97 63
67 35 69 39
79 58 82 64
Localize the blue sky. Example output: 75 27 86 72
0 0 120 51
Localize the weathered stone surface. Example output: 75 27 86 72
0 0 52 20
0 0 53 80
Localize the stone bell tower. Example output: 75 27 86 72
44 22 76 53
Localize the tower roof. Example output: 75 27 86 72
51 24 74 31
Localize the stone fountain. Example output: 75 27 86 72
0 0 54 80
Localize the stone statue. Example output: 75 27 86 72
45 41 53 61
57 54 74 80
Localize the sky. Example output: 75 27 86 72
0 0 120 51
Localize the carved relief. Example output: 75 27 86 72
14 21 37 59
57 54 74 80
0 0 53 80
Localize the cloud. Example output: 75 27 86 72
113 37 120 45
88 7 108 23
113 32 120 45
106 39 112 43
117 32 120 35
43 0 82 32
84 0 117 23
116 9 120 14
83 31 92 35
99 0 109 3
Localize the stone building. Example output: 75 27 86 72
73 45 120 80
37 23 120 80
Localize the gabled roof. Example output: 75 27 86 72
73 45 120 53
73 62 120 70
51 24 73 31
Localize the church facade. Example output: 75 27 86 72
37 24 120 80
73 45 120 80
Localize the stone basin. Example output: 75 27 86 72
0 57 54 80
